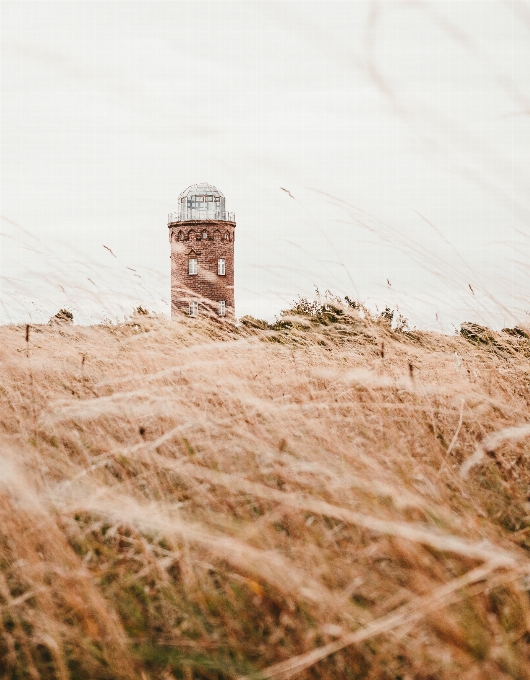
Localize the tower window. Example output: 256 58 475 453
188 258 197 275
225 233 230 241
189 300 199 317
219 301 226 317
178 231 184 241
218 258 226 275
202 230 208 240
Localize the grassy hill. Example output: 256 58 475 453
2 302 530 679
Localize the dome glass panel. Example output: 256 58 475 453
177 182 226 220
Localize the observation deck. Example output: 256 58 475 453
168 210 235 224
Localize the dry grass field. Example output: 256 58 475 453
2 300 530 679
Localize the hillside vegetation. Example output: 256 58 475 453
2 300 530 679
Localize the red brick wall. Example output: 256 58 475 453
169 219 235 318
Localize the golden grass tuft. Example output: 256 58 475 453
2 308 530 679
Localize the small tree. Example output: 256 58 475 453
379 307 408 332
380 307 394 325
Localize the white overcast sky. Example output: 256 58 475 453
1 1 530 329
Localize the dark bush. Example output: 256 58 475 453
460 322 495 345
239 315 270 330
502 326 529 340
50 309 74 325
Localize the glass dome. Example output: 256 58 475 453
168 182 234 222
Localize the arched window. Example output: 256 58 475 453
202 230 208 240
178 231 184 241
225 233 230 241
188 230 195 241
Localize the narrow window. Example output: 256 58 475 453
202 230 208 240
189 300 199 317
218 258 226 275
188 258 197 275
219 301 226 316
225 233 230 241
178 231 184 241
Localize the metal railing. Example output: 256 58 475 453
168 211 235 223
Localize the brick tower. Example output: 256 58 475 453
168 183 235 318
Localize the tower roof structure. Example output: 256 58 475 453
169 182 234 223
